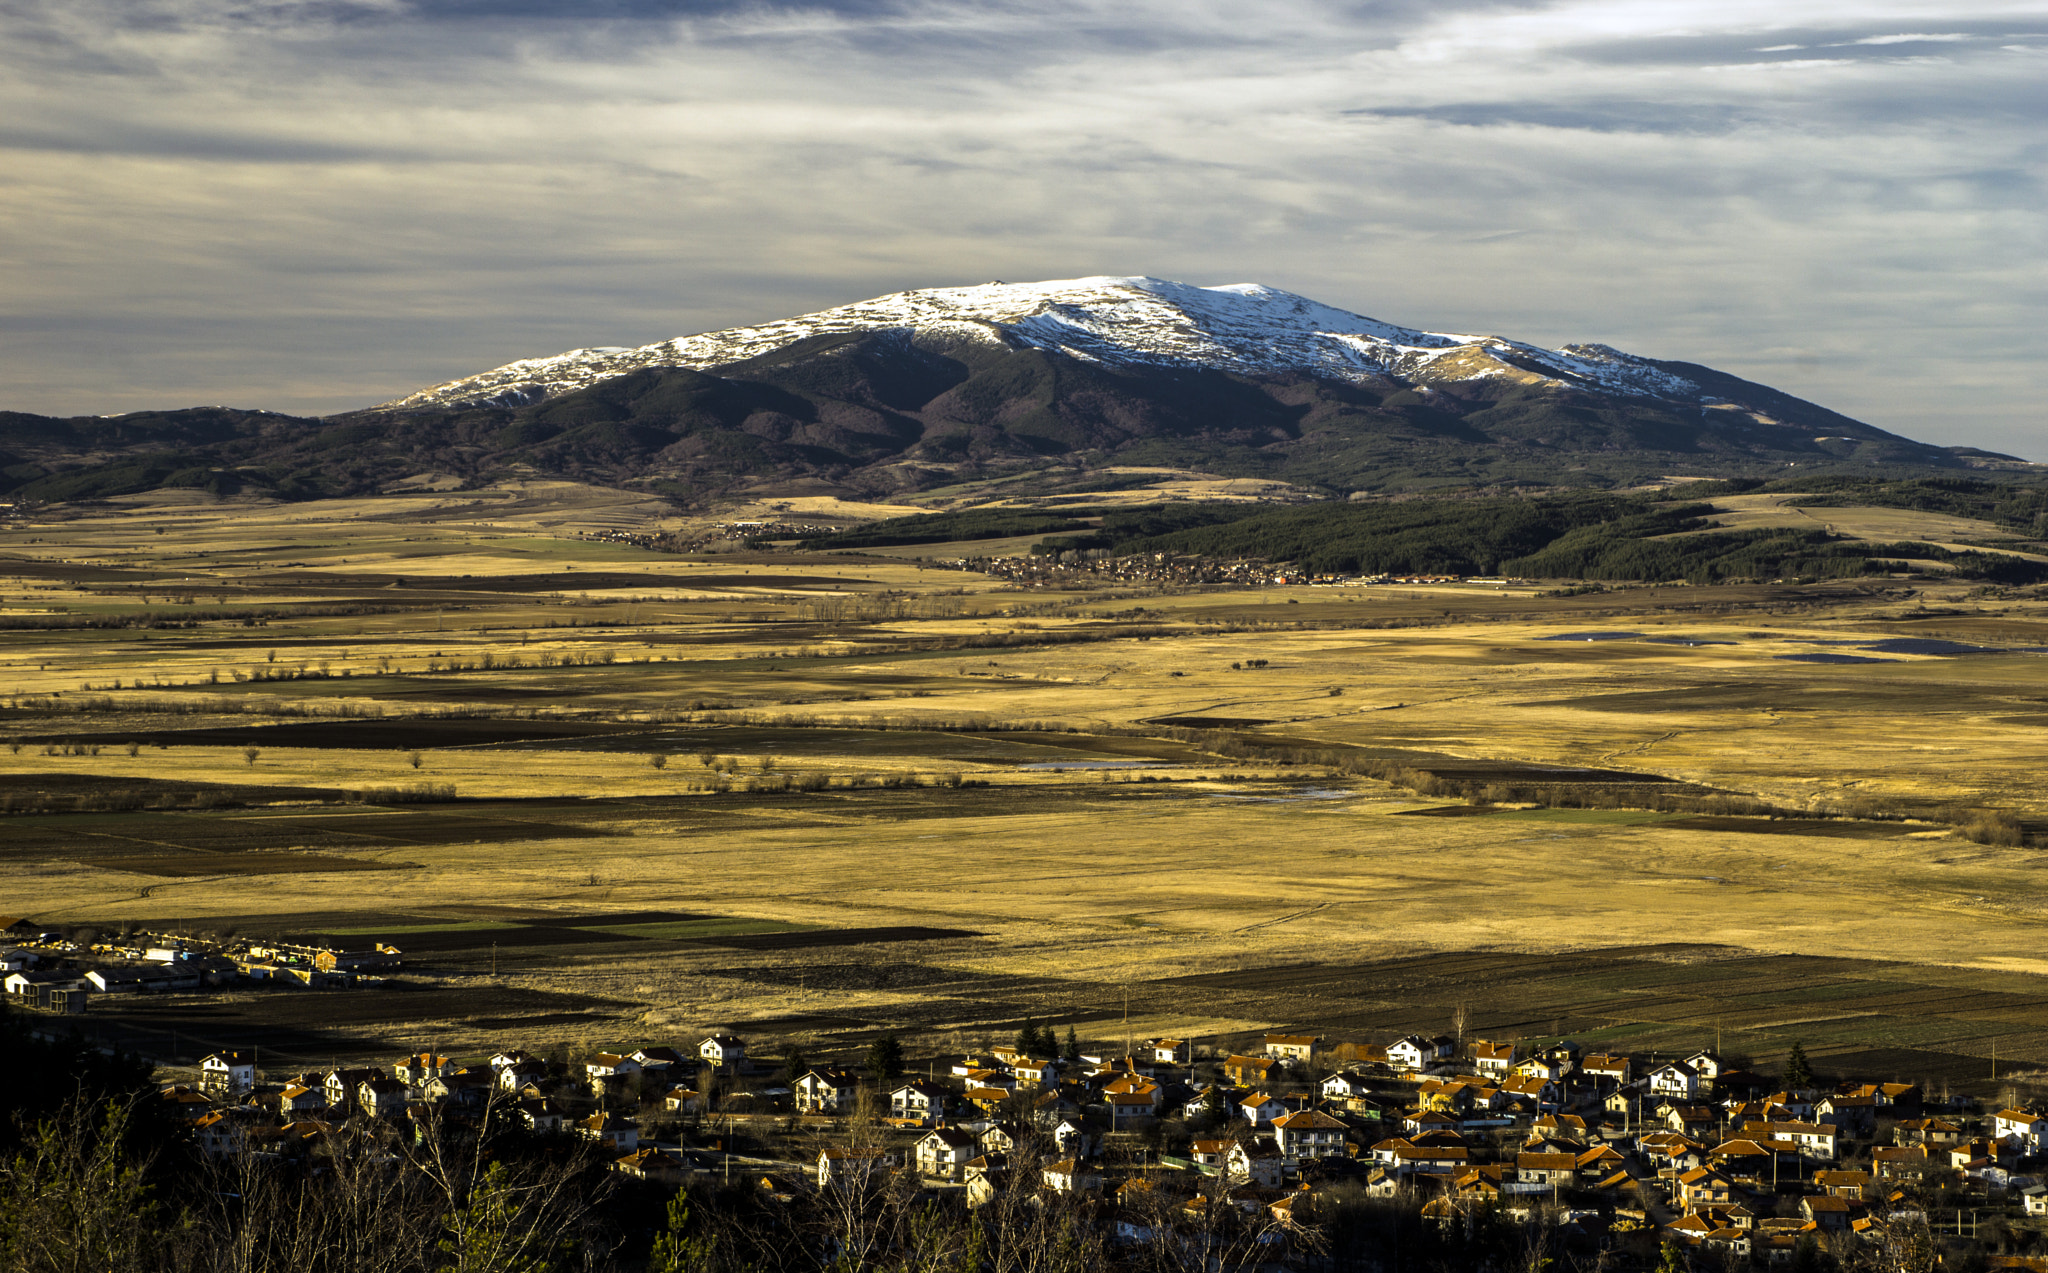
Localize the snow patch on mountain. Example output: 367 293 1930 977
378 276 1698 411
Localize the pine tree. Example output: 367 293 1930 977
778 1046 810 1087
648 1192 716 1273
866 1032 904 1082
439 1161 571 1273
1063 1026 1081 1064
1784 1041 1815 1090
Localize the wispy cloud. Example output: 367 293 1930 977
0 0 2043 457
1846 31 1975 43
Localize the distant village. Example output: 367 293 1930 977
13 902 2048 1273
2 916 398 1011
578 521 1497 592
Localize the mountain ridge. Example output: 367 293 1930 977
0 277 2031 506
382 276 1732 412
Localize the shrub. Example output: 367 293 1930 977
1960 809 2025 847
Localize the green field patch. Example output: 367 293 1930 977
577 919 820 940
319 920 509 936
1491 808 1679 826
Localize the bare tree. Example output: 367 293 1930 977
0 1098 165 1273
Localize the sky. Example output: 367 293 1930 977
1 0 2044 457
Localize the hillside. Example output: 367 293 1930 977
0 277 2027 506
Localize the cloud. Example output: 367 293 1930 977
0 0 2042 459
1847 31 1975 43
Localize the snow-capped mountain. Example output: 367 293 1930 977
379 276 1702 411
3 276 1991 508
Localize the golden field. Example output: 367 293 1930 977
6 483 2048 1087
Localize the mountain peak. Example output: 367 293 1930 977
376 275 1701 412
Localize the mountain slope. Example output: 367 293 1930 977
383 276 1734 411
0 277 2023 505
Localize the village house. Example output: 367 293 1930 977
1041 1156 1104 1195
1675 1166 1738 1209
699 1035 747 1068
323 1067 379 1111
1471 1041 1517 1079
358 1077 410 1118
1995 1109 2047 1154
1581 1054 1631 1084
1239 1092 1287 1126
584 1052 641 1094
975 1121 1027 1155
1813 1169 1872 1200
161 1085 213 1120
1813 1093 1877 1135
426 1071 493 1108
577 1112 639 1153
1107 1090 1159 1127
1533 1113 1587 1139
796 1069 860 1114
1870 1145 1929 1179
1322 1071 1376 1104
1145 1038 1191 1066
1010 1056 1060 1087
1709 1138 1802 1182
1030 1090 1081 1126
889 1081 948 1124
961 1068 1016 1092
1051 1117 1098 1157
1894 1117 1964 1146
663 1086 702 1115
2 969 72 999
86 967 164 994
630 1046 686 1073
1386 1036 1453 1073
518 1098 564 1132
964 1160 1009 1208
394 1052 456 1092
1742 1120 1838 1161
192 1111 245 1158
1273 1109 1349 1165
1517 1151 1579 1190
614 1147 687 1186
1500 1074 1563 1111
279 1082 327 1115
1374 1138 1470 1177
951 1054 1007 1078
1264 1033 1320 1062
498 1059 548 1093
1226 1139 1284 1187
915 1127 978 1180
1223 1055 1280 1087
200 1051 256 1098
1648 1062 1702 1100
